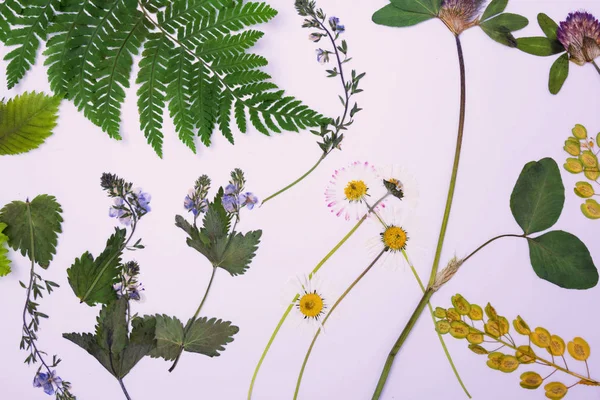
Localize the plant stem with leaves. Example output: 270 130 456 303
261 0 365 205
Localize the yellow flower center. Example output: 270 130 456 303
382 226 408 251
298 292 324 318
387 178 401 189
344 180 367 201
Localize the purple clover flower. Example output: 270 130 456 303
557 11 600 65
439 0 486 34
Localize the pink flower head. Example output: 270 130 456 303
557 11 600 65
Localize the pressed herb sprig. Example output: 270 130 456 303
261 0 365 205
436 294 600 398
562 124 600 219
0 195 75 399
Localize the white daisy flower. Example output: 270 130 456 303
377 165 419 215
324 161 387 221
368 205 416 272
288 275 328 332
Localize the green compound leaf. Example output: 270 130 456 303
214 230 262 276
537 13 558 41
528 231 598 289
549 53 569 95
150 314 185 361
64 298 152 379
372 4 434 27
67 228 126 306
0 195 63 268
0 92 61 155
480 0 508 22
183 317 239 357
510 158 565 235
0 223 11 277
516 37 564 56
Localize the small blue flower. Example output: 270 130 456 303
136 189 152 213
224 184 238 195
109 198 131 225
222 194 238 213
33 370 62 395
184 189 208 216
239 192 259 210
308 32 322 42
316 48 329 64
336 24 345 33
329 16 345 33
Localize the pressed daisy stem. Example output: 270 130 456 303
373 34 467 400
293 250 386 399
403 250 471 398
169 266 218 373
593 60 600 76
248 195 388 399
261 154 326 205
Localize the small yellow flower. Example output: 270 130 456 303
344 180 368 201
548 335 566 357
513 316 531 335
520 371 543 389
544 382 568 399
381 225 408 251
451 294 471 315
531 327 552 348
468 304 483 321
298 292 324 318
567 337 591 361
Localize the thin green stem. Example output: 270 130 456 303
373 34 467 400
169 266 218 373
462 234 525 264
117 379 132 400
261 154 326 206
248 194 388 399
403 250 471 398
593 60 600 76
293 250 385 399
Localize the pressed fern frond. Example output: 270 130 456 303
0 0 326 157
0 92 61 155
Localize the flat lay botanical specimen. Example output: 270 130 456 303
563 124 600 219
261 0 365 205
517 11 600 94
0 0 325 156
0 92 61 155
64 173 151 399
0 195 75 399
437 294 600 398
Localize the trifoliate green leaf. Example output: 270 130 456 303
0 223 11 277
528 230 598 289
0 92 61 155
0 195 63 268
215 230 262 276
150 314 185 361
480 0 508 22
183 317 239 357
67 228 126 306
510 158 565 235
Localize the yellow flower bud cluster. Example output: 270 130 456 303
562 124 600 219
434 294 600 399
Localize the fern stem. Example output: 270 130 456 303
261 153 326 205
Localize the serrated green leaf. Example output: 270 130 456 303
510 158 565 235
480 0 508 22
372 4 434 27
183 317 239 357
63 332 112 375
537 13 558 41
97 298 129 357
150 314 185 361
480 13 528 32
517 37 565 56
0 223 11 277
67 228 126 306
214 230 262 276
202 188 231 242
120 316 156 377
528 231 598 289
549 53 569 95
0 92 61 155
0 195 63 268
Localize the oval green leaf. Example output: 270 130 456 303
480 25 517 47
549 53 569 95
390 0 439 15
480 13 529 32
517 37 565 56
510 158 565 235
537 13 559 40
480 0 508 22
528 230 598 289
372 4 434 27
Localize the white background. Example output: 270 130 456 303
1 0 599 399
